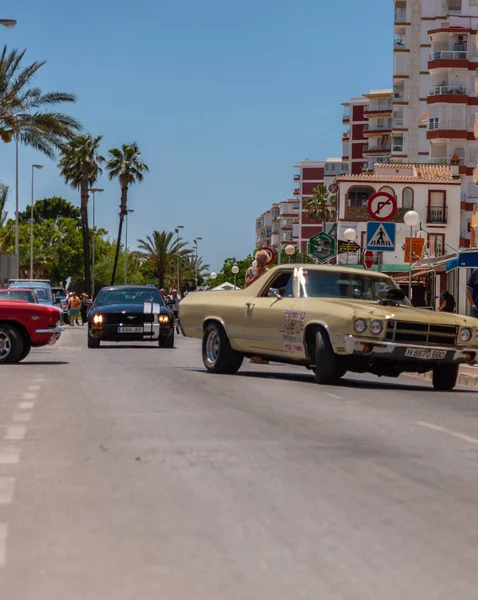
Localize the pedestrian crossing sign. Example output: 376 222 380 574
366 221 396 252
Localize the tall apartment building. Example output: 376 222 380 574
293 159 325 252
342 90 393 173
393 0 478 243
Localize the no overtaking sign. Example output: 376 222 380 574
367 192 397 222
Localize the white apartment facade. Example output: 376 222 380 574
393 0 478 244
335 163 461 268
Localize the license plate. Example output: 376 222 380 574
405 348 447 360
118 326 143 333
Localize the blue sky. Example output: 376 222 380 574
1 0 393 270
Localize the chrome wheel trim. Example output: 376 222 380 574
205 329 220 366
0 331 12 361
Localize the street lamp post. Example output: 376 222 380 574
344 228 357 266
404 210 420 302
30 164 43 279
124 209 134 285
232 265 239 290
88 188 103 297
175 225 184 292
285 244 295 263
193 237 202 289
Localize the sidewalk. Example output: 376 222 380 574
411 365 478 389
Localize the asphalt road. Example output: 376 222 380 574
1 328 478 599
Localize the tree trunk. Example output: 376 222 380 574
110 184 128 285
80 172 90 294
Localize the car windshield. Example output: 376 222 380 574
9 285 52 303
299 270 410 305
0 290 36 303
95 288 164 306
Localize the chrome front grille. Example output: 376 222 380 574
104 313 155 325
385 320 458 347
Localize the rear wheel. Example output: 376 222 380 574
159 331 175 348
202 323 243 374
87 332 100 349
432 364 458 391
0 324 25 364
314 330 340 385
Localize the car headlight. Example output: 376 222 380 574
93 314 103 324
353 319 367 334
460 327 472 343
158 314 170 324
371 320 384 335
475 330 478 344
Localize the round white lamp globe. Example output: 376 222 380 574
210 272 217 280
285 244 295 256
344 228 357 242
231 265 239 275
404 210 420 227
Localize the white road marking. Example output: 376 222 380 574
325 393 344 400
417 421 478 445
0 478 15 505
0 449 20 465
12 413 31 423
22 393 36 401
5 426 26 441
33 377 44 382
0 523 8 566
18 402 34 410
27 385 40 392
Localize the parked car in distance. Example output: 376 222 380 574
0 300 63 363
8 279 53 306
0 288 38 303
180 264 478 391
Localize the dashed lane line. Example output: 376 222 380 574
12 413 31 423
0 524 7 566
0 478 15 505
4 426 27 441
21 393 36 401
27 385 40 392
0 449 20 465
417 421 478 445
18 402 34 411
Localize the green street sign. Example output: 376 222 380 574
309 232 336 261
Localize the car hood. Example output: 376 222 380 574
91 303 169 315
317 298 477 326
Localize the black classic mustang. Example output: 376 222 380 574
87 286 175 349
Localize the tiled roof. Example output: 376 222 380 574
336 164 459 183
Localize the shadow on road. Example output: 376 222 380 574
14 361 70 366
96 345 176 350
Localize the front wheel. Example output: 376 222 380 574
87 332 100 349
314 330 340 385
159 332 175 348
0 324 25 364
432 364 458 391
18 341 32 363
202 323 243 374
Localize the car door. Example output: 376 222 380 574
242 269 297 356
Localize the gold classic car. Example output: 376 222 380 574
180 265 478 391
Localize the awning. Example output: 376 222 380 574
347 264 409 273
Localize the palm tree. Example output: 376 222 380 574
0 183 12 253
0 46 81 156
137 230 190 289
106 143 149 285
58 135 104 293
182 255 210 289
305 185 336 224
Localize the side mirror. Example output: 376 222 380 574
267 288 282 299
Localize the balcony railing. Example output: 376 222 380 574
392 144 404 152
429 85 467 96
393 90 404 100
293 187 300 195
430 51 468 60
395 9 406 21
427 206 448 224
394 37 406 48
366 104 393 113
365 145 392 152
428 120 468 130
293 174 300 181
393 118 404 127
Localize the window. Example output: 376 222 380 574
428 233 445 257
348 186 376 207
261 271 294 298
379 186 396 197
403 187 414 209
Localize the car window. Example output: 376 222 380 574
0 290 36 302
95 288 164 306
261 272 294 298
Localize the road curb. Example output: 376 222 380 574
408 370 478 389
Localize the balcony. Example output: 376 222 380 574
392 144 404 152
427 206 448 224
392 118 404 128
394 36 407 49
293 187 300 195
343 110 350 123
293 174 300 181
428 85 468 96
428 120 468 130
429 50 468 61
345 206 408 222
364 104 393 116
393 90 404 101
343 130 350 139
363 145 392 154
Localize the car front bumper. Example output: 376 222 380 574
35 326 64 345
89 323 173 341
344 335 477 365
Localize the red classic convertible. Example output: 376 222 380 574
0 300 63 363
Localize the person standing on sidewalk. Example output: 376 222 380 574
68 292 81 326
80 293 90 326
466 270 478 318
439 291 456 313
